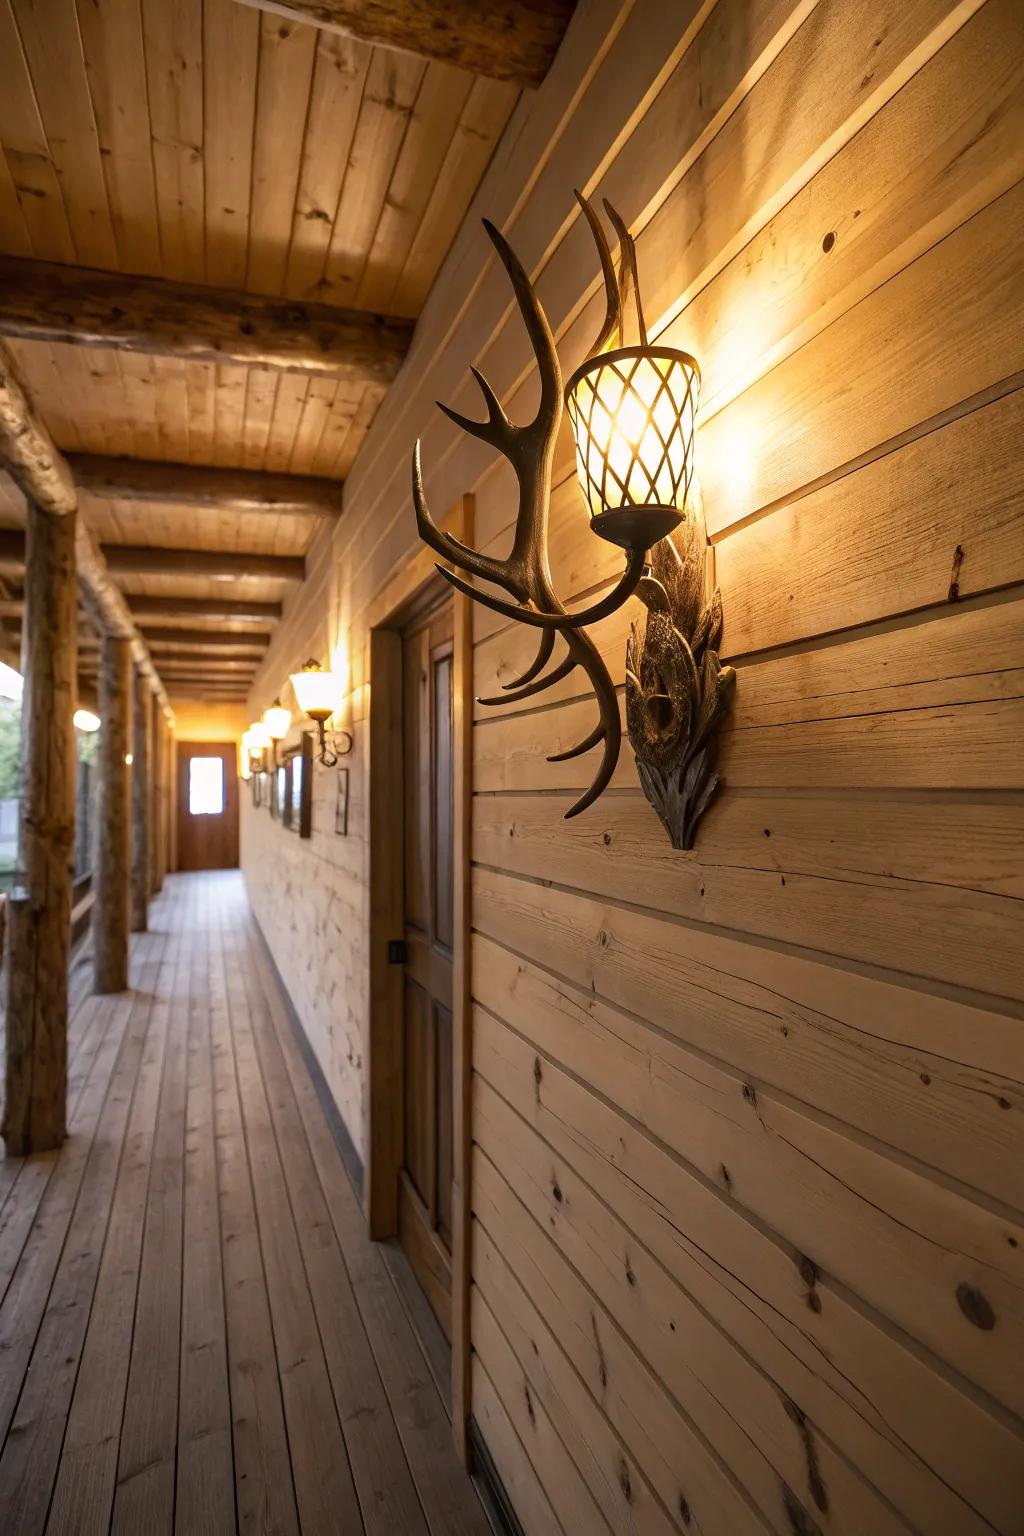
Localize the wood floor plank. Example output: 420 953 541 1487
225 884 364 1536
44 940 174 1535
176 881 236 1535
243 914 491 1536
208 886 299 1536
228 913 431 1536
112 883 189 1535
0 939 164 1530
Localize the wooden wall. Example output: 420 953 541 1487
241 0 1024 1529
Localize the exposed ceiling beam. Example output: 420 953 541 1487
80 652 258 672
0 530 304 582
142 628 271 651
129 596 283 622
0 256 413 384
103 545 305 582
65 454 344 519
0 342 172 716
234 0 574 85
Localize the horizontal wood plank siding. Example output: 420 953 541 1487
241 0 1024 1529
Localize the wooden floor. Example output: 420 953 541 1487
0 871 491 1536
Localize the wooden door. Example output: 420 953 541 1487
399 595 455 1335
175 742 239 871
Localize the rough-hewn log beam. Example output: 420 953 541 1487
0 342 173 719
94 635 131 994
66 454 345 518
129 596 282 622
234 0 574 85
131 668 151 933
0 256 412 384
104 545 305 582
143 628 271 651
81 649 261 671
0 530 305 583
3 501 77 1154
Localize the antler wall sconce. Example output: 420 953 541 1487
411 194 734 849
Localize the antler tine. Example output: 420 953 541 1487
482 218 561 433
552 629 621 818
478 650 577 707
501 629 555 691
412 440 530 603
602 200 648 348
436 366 515 452
574 189 621 357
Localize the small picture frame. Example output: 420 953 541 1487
251 772 262 808
335 766 349 836
275 763 287 822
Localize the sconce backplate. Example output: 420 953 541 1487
625 499 734 850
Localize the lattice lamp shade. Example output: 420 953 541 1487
565 346 699 549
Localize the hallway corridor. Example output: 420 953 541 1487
0 872 489 1536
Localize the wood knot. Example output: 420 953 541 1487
551 1180 563 1204
618 1460 632 1501
956 1283 995 1330
524 1383 535 1424
797 1254 818 1288
821 231 836 253
947 544 965 602
678 1493 692 1526
533 1056 543 1088
624 1258 637 1287
742 1083 757 1108
602 831 612 846
720 1163 732 1193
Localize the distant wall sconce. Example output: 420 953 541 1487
289 659 353 767
412 193 734 848
246 720 272 776
262 697 292 769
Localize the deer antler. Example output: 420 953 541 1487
411 212 626 818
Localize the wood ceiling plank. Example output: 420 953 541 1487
142 627 271 649
212 361 250 468
75 0 162 276
0 530 306 582
319 48 425 304
142 0 205 283
0 150 33 260
287 375 338 472
285 30 371 300
233 0 575 87
0 255 414 382
241 368 280 469
9 0 118 267
391 77 519 318
186 360 218 462
248 10 318 296
0 0 75 261
263 373 310 472
309 380 362 476
354 59 474 315
203 0 260 289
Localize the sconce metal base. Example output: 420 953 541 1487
590 505 683 550
625 504 734 850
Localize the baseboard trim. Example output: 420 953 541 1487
468 1417 524 1536
249 910 364 1200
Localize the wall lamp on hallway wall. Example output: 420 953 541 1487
245 720 272 777
262 698 292 769
411 193 735 848
290 659 353 767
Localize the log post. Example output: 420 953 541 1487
131 668 151 932
93 635 130 992
3 500 77 1154
149 703 161 897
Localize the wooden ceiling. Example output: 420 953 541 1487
0 0 573 705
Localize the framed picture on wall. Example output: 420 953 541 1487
281 734 313 837
275 763 287 822
251 772 262 808
335 766 349 836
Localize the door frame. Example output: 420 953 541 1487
366 494 473 1459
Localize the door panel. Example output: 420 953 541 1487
176 742 239 871
399 596 455 1337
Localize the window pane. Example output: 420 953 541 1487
189 756 224 816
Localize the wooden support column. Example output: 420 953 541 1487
149 704 161 896
131 669 151 932
3 500 77 1154
93 635 131 993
